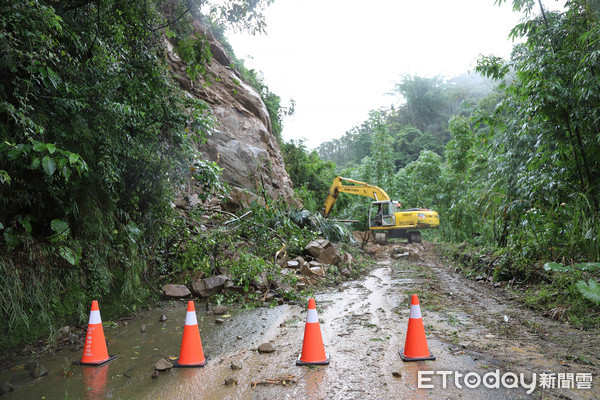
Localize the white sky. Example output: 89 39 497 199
227 0 564 149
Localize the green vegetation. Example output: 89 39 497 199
317 73 491 170
2 0 599 354
300 0 600 327
281 140 336 211
0 0 278 351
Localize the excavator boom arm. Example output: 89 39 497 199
323 176 391 217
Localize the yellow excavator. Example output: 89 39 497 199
322 176 439 244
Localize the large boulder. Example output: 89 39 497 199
304 239 341 266
162 284 191 299
190 275 233 298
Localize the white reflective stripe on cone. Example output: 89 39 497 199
185 311 198 326
88 310 102 325
306 308 319 323
409 304 422 319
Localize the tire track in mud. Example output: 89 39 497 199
299 250 532 400
398 242 600 400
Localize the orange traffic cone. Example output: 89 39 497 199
76 300 117 366
297 298 329 366
173 301 208 367
400 294 436 361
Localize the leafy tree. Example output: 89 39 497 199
281 140 336 212
476 0 600 260
0 0 272 350
392 75 447 134
317 73 494 172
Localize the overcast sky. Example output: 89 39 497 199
227 0 564 149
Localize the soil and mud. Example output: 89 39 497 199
0 241 598 399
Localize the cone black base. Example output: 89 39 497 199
73 355 117 366
400 350 436 362
172 355 209 368
296 354 330 366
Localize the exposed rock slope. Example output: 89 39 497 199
167 22 298 209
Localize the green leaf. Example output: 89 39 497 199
542 262 571 272
50 219 69 235
32 142 46 152
0 170 10 184
575 280 600 305
3 229 19 248
68 153 79 164
20 218 32 234
59 246 78 265
42 156 56 176
46 143 56 154
46 67 59 88
574 263 600 272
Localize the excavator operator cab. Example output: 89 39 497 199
369 200 396 228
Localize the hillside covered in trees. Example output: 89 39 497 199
282 0 600 324
316 73 496 171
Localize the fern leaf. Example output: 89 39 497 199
575 280 600 305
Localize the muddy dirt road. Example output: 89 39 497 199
1 242 598 399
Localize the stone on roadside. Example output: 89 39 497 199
342 252 353 268
162 284 191 299
231 360 243 370
299 263 315 278
408 247 421 261
187 193 200 208
190 275 233 298
56 326 72 343
308 261 326 277
304 239 341 265
224 377 237 386
257 343 275 354
154 358 173 371
292 256 306 268
212 305 228 315
140 324 147 333
317 245 341 266
304 239 329 257
31 364 48 378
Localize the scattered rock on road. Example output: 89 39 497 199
257 343 275 354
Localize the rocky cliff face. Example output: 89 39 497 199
167 23 298 210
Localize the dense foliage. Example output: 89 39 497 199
317 73 493 170
281 140 336 211
0 0 272 350
306 0 600 322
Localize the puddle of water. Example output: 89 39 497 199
0 261 552 400
0 302 294 400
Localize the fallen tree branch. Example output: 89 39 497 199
250 375 298 390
